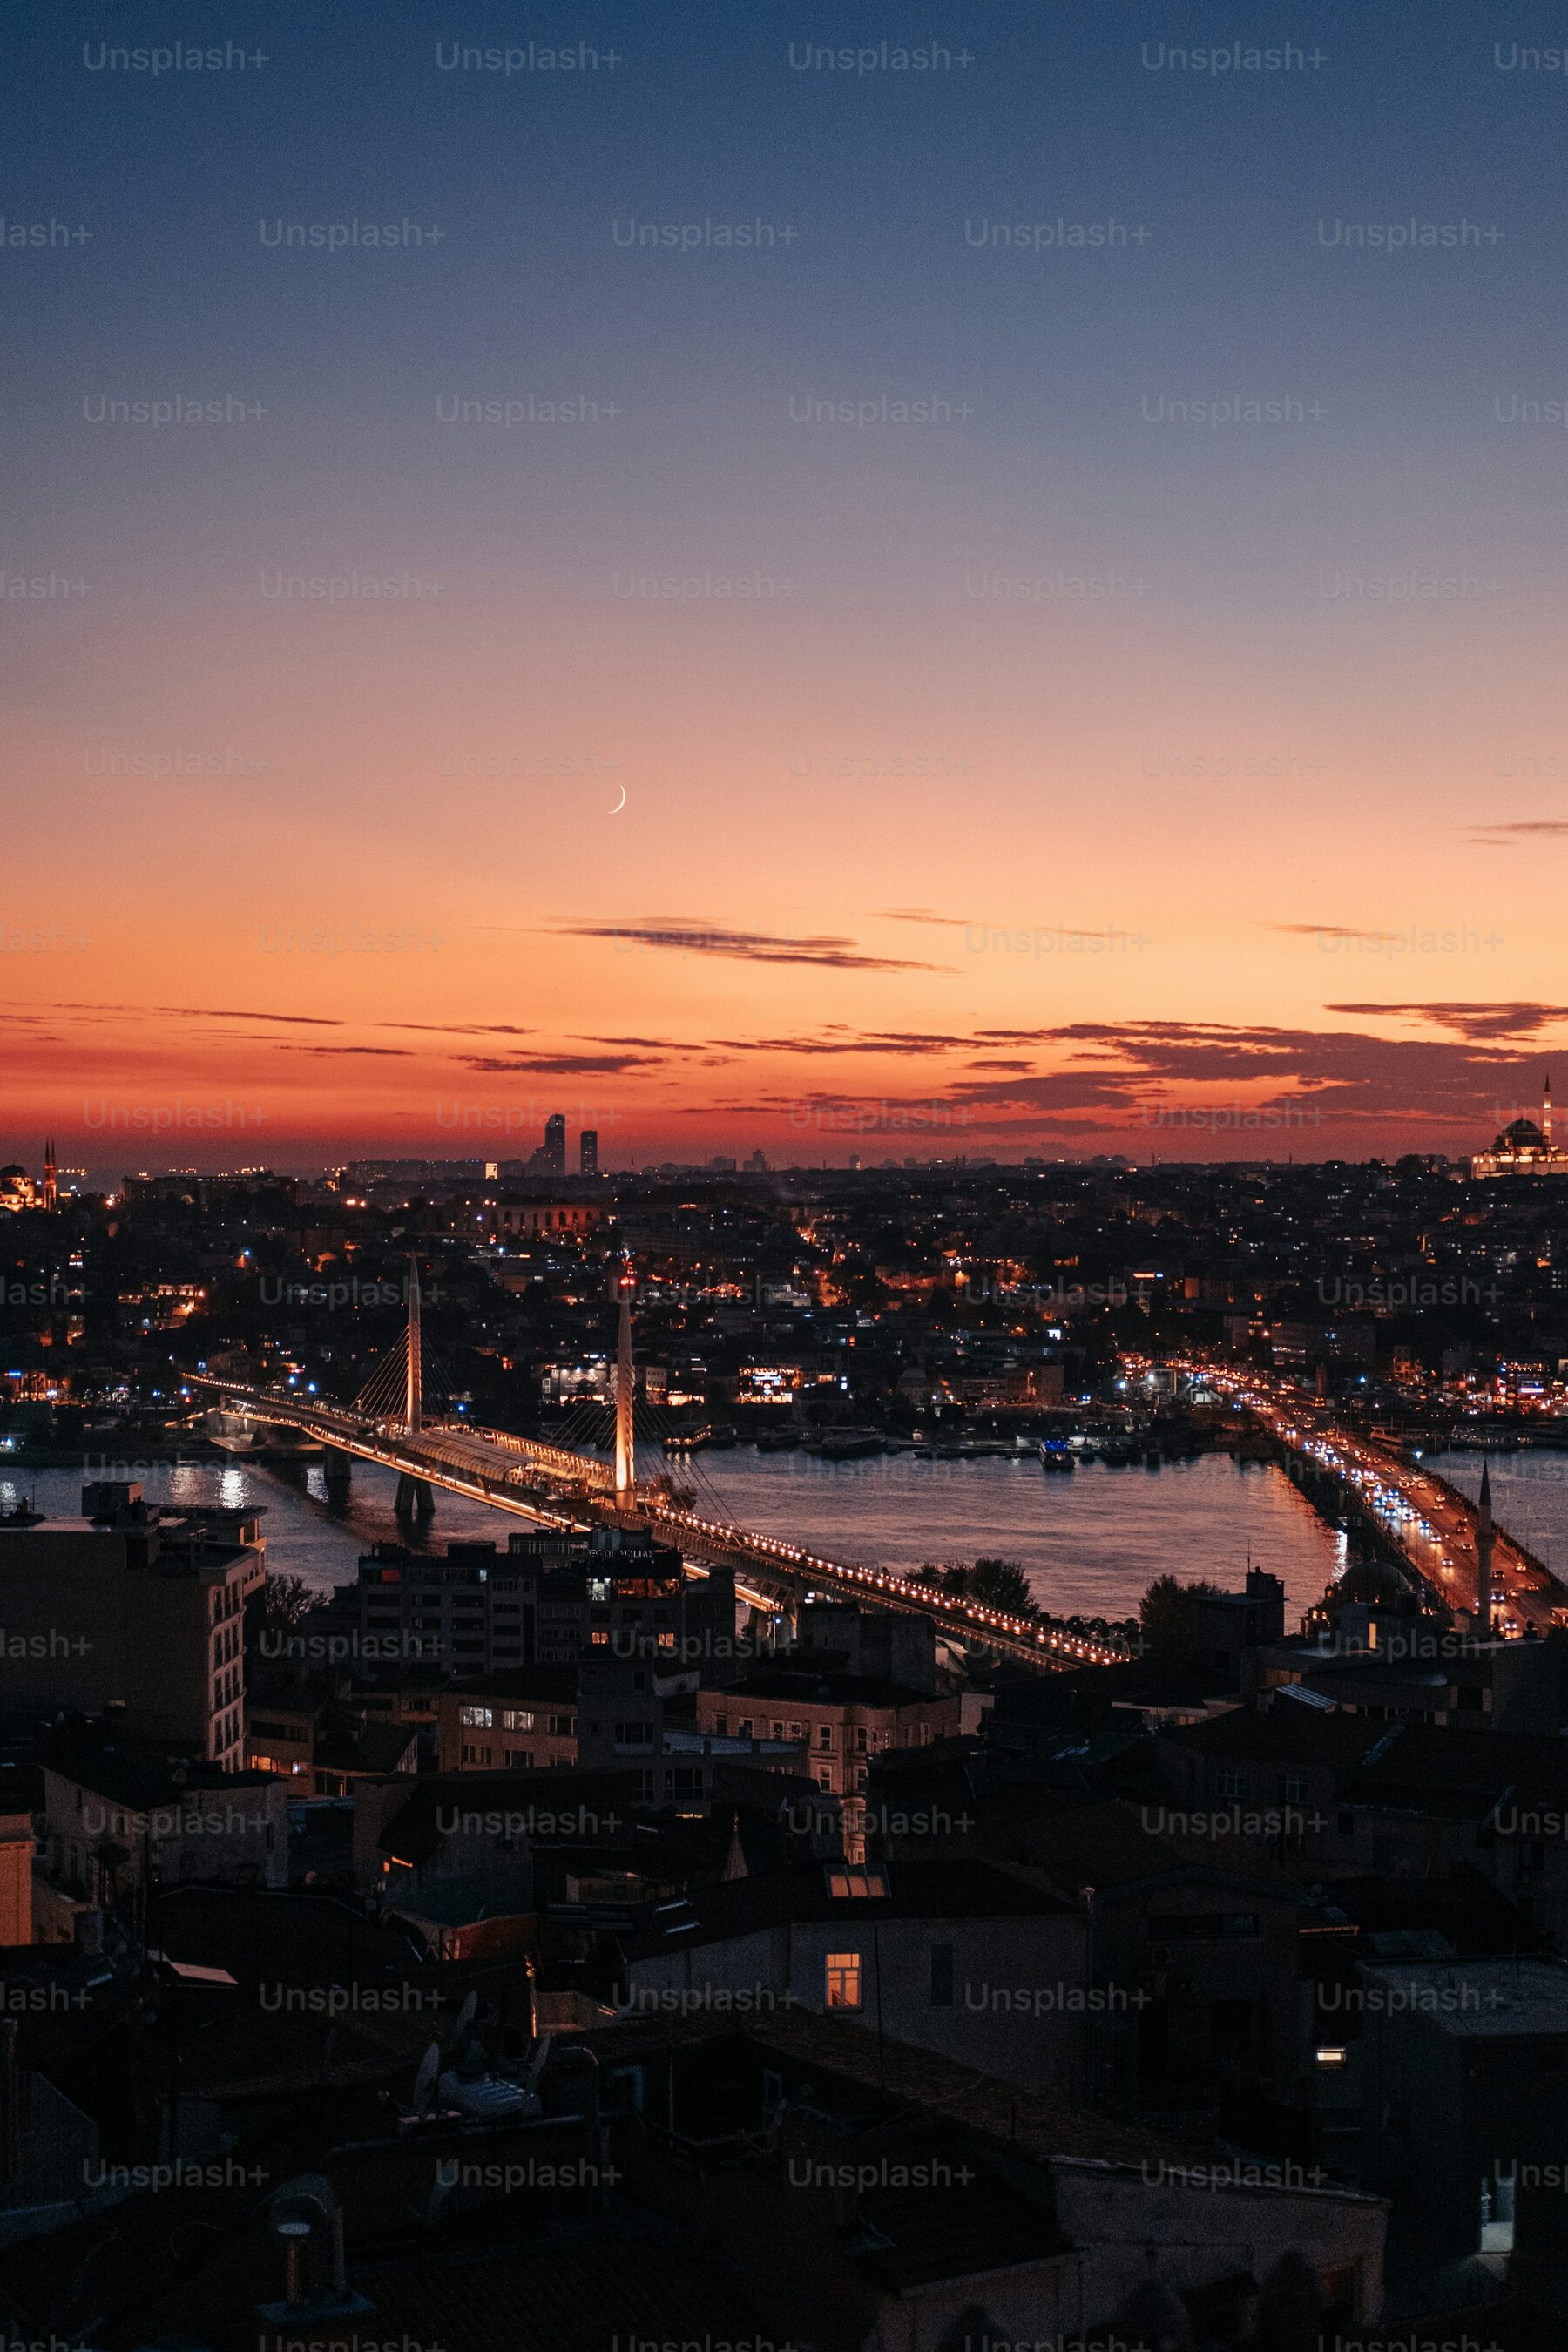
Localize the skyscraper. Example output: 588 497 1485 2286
580 1127 598 1178
543 1112 566 1177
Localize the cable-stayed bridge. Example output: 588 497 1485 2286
183 1262 1131 1673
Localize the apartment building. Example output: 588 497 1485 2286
438 1666 579 1772
696 1668 961 1798
321 1527 736 1682
38 1734 289 1898
0 1482 259 1768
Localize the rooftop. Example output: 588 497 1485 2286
378 1766 637 1863
582 2004 1206 2169
715 1665 943 1709
444 1665 580 1704
42 1737 280 1810
621 1855 1079 1960
1356 1957 1568 2037
1002 1797 1304 1901
1163 1705 1386 1770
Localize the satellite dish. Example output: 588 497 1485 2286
522 2031 552 2090
410 2042 441 2117
453 1991 479 2041
436 2068 540 2121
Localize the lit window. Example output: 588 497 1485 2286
1315 2047 1348 2067
825 1951 862 2009
827 1865 889 1899
460 1705 494 1729
502 1708 536 1733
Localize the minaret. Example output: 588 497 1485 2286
613 1256 635 1497
1475 1463 1494 1639
1544 1072 1553 1151
42 1139 57 1212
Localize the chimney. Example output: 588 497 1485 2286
256 2173 371 2325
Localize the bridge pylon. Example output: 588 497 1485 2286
395 1473 436 1523
405 1253 422 1435
613 1256 635 1497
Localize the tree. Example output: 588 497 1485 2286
966 1558 1037 1618
256 1570 313 1644
1139 1573 1222 1657
915 1560 971 1593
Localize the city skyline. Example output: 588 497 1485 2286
10 13 1568 2340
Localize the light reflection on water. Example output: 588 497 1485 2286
1424 1450 1568 1577
3 1444 1342 1620
683 1447 1340 1620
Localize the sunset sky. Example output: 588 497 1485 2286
7 0 1568 1173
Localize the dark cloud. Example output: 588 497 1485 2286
558 918 955 973
379 1020 536 1037
875 906 969 928
1267 923 1383 942
968 1017 1538 1130
710 1031 977 1058
1327 1003 1568 1043
154 1004 343 1027
1464 821 1568 846
44 1002 346 1028
458 1051 660 1076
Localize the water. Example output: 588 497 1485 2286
3 1444 1346 1625
686 1447 1343 1622
0 1456 510 1599
1423 1450 1568 1578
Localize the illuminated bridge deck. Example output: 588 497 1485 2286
184 1375 1131 1672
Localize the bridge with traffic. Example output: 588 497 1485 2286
185 1264 1132 1673
1180 1361 1568 1637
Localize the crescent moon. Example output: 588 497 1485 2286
607 784 626 814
